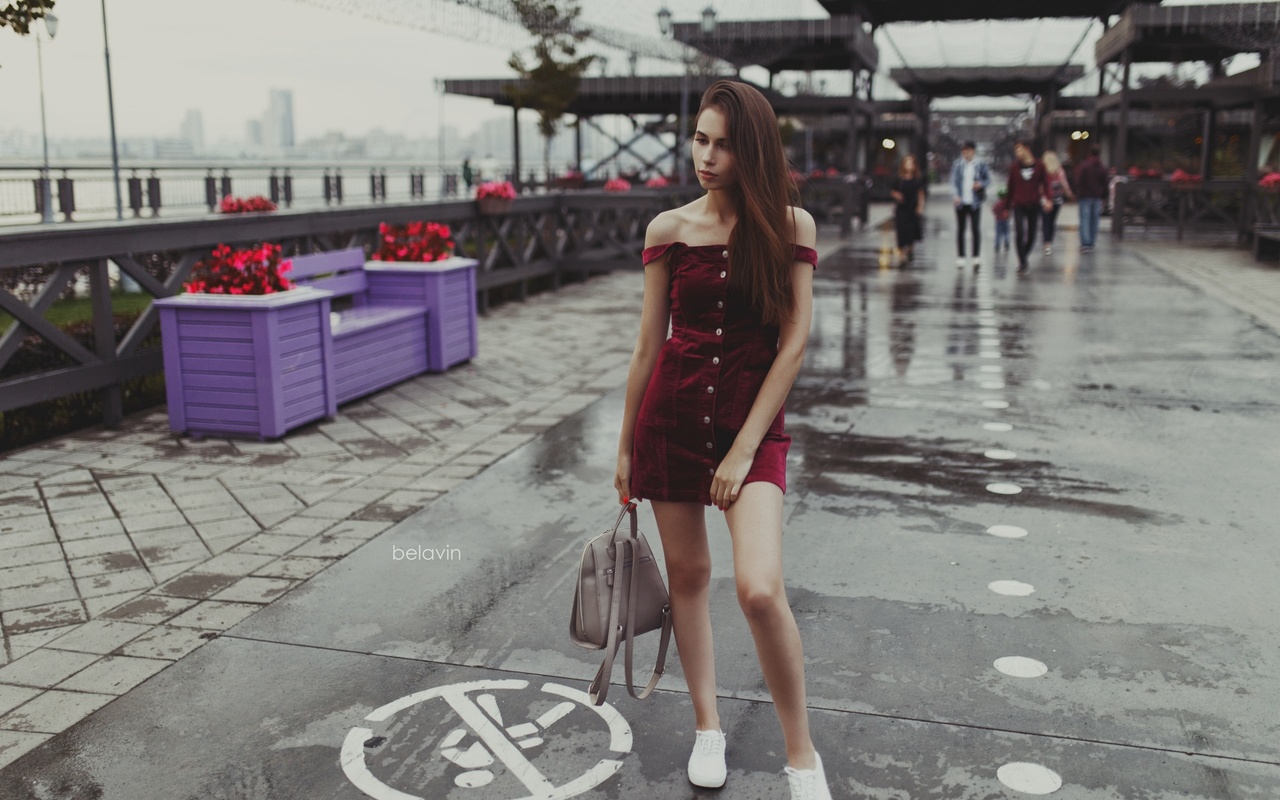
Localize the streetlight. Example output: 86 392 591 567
657 5 716 187
101 0 124 221
35 11 58 223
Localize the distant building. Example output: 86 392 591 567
264 89 295 151
246 120 263 148
180 110 204 153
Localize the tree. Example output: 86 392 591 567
506 0 595 187
1 0 55 35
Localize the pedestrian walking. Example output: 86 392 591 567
1073 145 1109 252
462 157 474 193
993 188 1011 252
890 154 926 266
1041 151 1075 255
614 79 832 800
1007 140 1054 273
950 140 990 269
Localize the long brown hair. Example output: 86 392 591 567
697 80 800 326
898 155 921 178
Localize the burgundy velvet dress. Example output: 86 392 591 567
631 241 819 506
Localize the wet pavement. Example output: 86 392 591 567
2 201 1280 798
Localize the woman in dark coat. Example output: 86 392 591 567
890 154 926 264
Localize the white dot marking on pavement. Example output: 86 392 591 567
980 351 1003 359
980 365 1004 373
997 762 1063 794
989 580 1036 596
980 381 1006 390
994 657 1049 678
1032 379 1053 391
986 482 1023 495
986 524 1028 538
983 422 1014 432
985 449 1018 460
982 400 1010 409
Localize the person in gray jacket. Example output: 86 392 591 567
950 141 991 269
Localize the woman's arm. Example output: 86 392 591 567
615 215 675 503
916 187 926 215
710 208 817 509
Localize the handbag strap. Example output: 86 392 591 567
588 503 672 705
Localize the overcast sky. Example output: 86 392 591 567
0 0 1258 145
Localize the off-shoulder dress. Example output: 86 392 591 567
631 241 818 505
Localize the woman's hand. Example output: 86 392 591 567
710 446 753 511
889 190 903 203
614 452 632 505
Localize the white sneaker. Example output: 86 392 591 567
1043 244 1052 255
785 751 833 800
688 729 727 788
972 256 982 268
956 256 967 267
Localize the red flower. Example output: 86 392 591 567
184 242 295 296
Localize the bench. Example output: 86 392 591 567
1254 225 1280 262
289 248 431 405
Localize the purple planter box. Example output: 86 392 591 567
363 256 479 372
155 287 337 439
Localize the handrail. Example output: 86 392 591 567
0 189 699 421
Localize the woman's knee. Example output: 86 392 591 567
667 556 712 594
736 579 786 622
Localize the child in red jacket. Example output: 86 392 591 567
993 188 1011 252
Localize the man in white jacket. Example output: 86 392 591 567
950 141 991 269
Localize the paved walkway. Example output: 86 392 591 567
1 199 1278 798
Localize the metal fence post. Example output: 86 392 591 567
324 169 333 205
57 172 75 221
270 169 281 205
127 171 143 217
335 169 344 205
205 169 217 211
147 170 162 216
219 170 232 203
283 169 293 207
89 259 123 426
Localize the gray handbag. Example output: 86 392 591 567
569 501 673 705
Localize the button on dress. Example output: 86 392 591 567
631 241 819 505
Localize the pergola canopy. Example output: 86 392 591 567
669 16 878 73
816 0 1158 25
888 65 1086 97
1096 3 1280 65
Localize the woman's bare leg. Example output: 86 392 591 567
724 482 816 769
650 500 719 731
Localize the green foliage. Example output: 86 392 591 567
506 0 595 173
1 0 55 36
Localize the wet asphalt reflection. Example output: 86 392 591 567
3 216 1280 798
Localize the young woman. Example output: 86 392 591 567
890 155 926 265
1040 151 1075 255
614 80 831 800
1007 140 1054 273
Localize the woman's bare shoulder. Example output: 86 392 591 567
786 206 817 247
646 199 704 247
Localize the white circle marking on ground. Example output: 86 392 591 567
341 679 631 800
980 381 1006 390
994 657 1049 678
985 449 1018 460
986 524 1028 538
983 422 1014 432
986 482 1023 495
980 365 1004 373
980 351 1003 359
982 400 1010 409
989 580 1036 596
997 762 1063 794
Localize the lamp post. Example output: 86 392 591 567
658 6 715 187
100 0 124 221
35 12 58 224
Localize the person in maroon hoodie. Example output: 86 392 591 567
1007 140 1054 273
